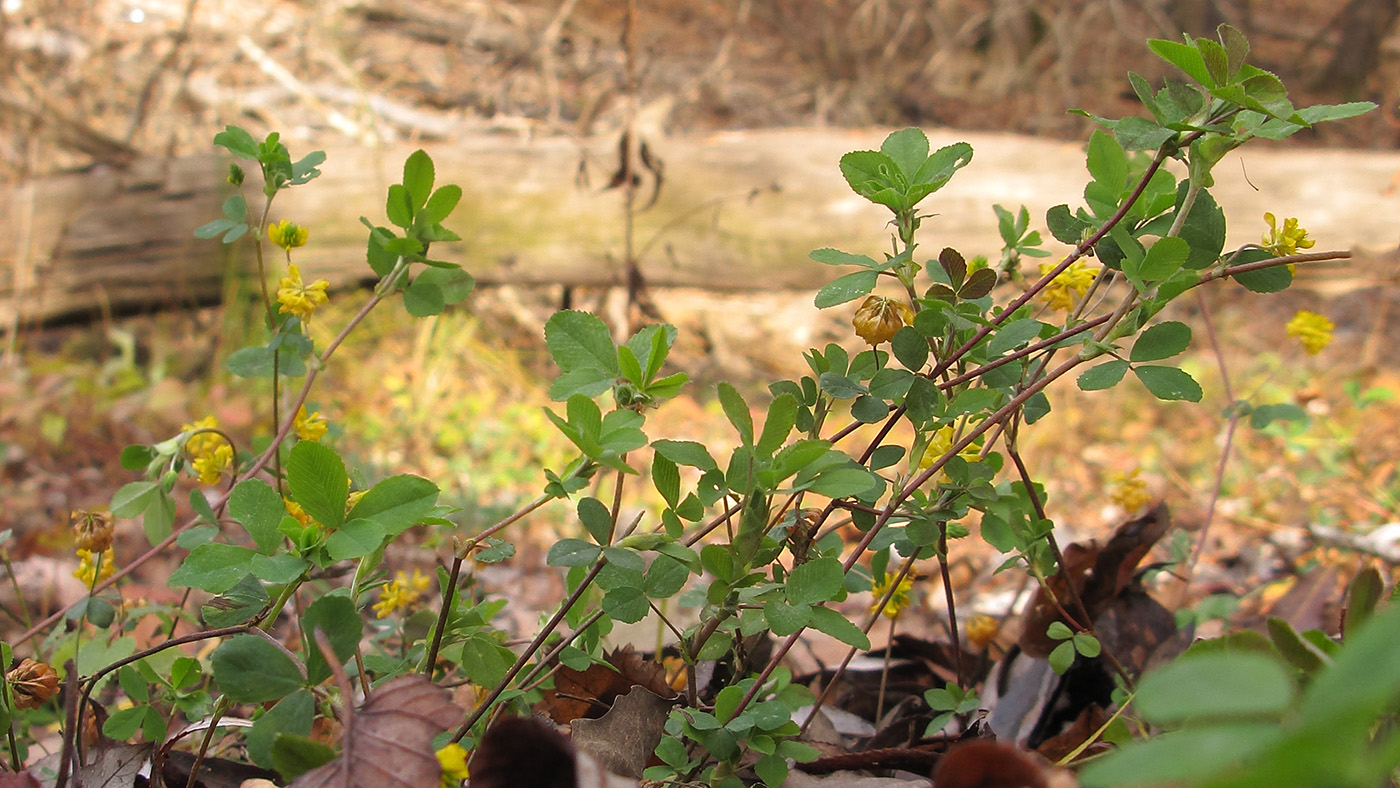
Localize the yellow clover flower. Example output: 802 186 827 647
374 569 432 618
852 296 915 346
284 497 313 526
277 264 330 321
182 415 223 458
1285 310 1334 355
436 743 470 788
964 613 1000 651
1262 212 1315 257
268 219 309 251
870 572 914 620
192 444 234 486
1108 468 1151 512
1037 260 1097 313
294 405 328 442
74 546 116 587
918 424 982 485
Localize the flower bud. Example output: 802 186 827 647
852 296 914 346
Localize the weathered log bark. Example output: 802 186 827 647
4 128 1400 327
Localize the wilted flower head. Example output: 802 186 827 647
268 219 309 251
277 264 330 321
1037 260 1097 312
1262 212 1315 257
870 572 915 620
71 509 115 552
7 659 60 710
1285 310 1334 355
853 296 914 346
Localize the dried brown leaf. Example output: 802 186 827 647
290 675 463 788
571 686 675 778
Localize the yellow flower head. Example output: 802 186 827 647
277 264 330 321
436 743 470 788
74 546 116 587
192 444 234 486
870 572 914 620
853 296 915 346
294 405 328 442
918 424 982 485
1037 260 1097 313
1108 468 1151 512
373 569 432 618
964 613 1000 650
71 509 115 552
182 415 222 458
1262 213 1316 257
268 219 309 251
1285 310 1334 355
284 497 313 526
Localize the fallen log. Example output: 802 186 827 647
3 128 1399 327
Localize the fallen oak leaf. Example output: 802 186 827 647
290 672 463 788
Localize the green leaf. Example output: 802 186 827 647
271 734 337 782
814 270 878 308
1231 248 1294 293
808 606 870 649
1136 652 1294 724
300 595 362 684
1265 617 1328 674
1078 360 1130 391
548 538 601 567
545 310 619 375
201 574 271 628
401 150 435 209
809 248 879 268
577 497 613 545
1134 365 1203 402
786 557 846 606
1049 640 1076 674
1131 321 1192 362
423 184 462 225
111 481 158 518
891 326 928 370
1126 236 1189 288
1113 116 1176 151
169 544 260 593
642 555 689 598
1046 204 1087 245
1220 24 1249 80
324 519 388 561
142 491 176 544
1149 38 1215 86
717 382 754 446
1086 129 1128 192
103 706 149 741
1343 566 1384 637
910 142 975 193
850 395 888 423
213 125 259 158
988 318 1046 355
880 127 930 181
757 394 798 456
385 183 414 228
345 474 439 535
285 441 348 529
229 480 285 554
211 634 305 703
461 635 516 687
248 692 314 768
1248 402 1306 430
817 372 866 400
839 150 905 209
651 439 717 471
1177 186 1225 270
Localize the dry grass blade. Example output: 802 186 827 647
290 675 464 788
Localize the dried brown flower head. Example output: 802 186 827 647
7 659 60 710
71 509 115 552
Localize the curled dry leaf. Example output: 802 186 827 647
290 675 463 788
539 645 677 724
571 685 676 778
934 739 1077 788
